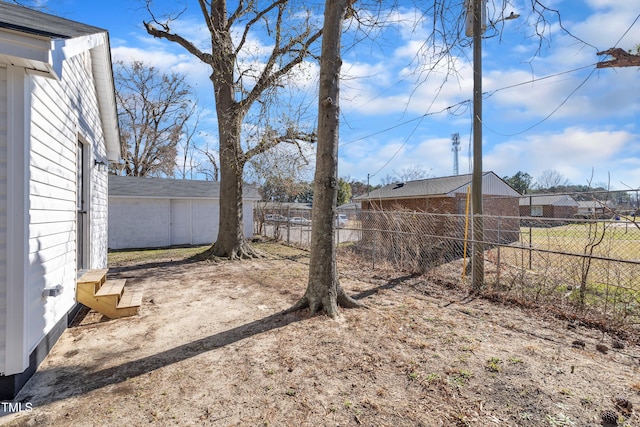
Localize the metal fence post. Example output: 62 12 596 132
496 216 501 287
286 207 290 245
372 233 376 269
529 225 532 270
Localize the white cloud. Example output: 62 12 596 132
485 127 638 187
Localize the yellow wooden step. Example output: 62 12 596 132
92 279 125 307
115 288 143 318
95 279 126 297
77 269 108 296
76 268 141 319
77 269 108 286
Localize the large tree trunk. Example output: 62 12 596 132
210 117 257 259
288 0 361 317
205 21 258 260
144 2 322 261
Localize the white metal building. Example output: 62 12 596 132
0 3 120 399
109 176 260 250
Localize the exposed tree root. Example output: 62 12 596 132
197 240 265 261
284 282 365 318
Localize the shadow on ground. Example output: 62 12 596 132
8 274 412 413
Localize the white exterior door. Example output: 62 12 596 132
170 200 191 245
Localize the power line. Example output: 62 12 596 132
339 98 470 147
339 63 597 147
482 64 595 98
613 12 640 48
482 67 597 137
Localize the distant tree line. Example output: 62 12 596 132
502 170 633 202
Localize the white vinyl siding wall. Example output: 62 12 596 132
26 50 107 353
0 65 7 373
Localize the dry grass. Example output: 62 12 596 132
3 242 639 427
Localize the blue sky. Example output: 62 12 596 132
43 0 639 190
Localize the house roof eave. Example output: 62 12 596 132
0 3 121 161
90 36 121 162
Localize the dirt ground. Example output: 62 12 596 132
2 242 639 427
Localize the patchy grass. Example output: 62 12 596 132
108 245 210 266
6 242 639 427
487 221 640 326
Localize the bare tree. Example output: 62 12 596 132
380 174 398 186
535 169 569 191
194 144 220 181
144 0 320 259
114 60 196 177
377 165 431 186
395 165 432 182
246 140 314 187
286 0 362 317
176 110 203 180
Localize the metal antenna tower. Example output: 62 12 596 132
451 132 461 175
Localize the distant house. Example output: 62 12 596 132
338 202 361 219
0 3 120 399
355 172 521 217
519 194 578 218
576 200 616 219
109 176 260 249
256 201 312 218
353 173 522 271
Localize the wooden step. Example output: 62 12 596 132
114 288 143 318
94 279 126 306
78 269 108 286
76 269 142 319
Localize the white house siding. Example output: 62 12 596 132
26 51 107 353
0 65 7 373
109 198 171 249
71 51 108 269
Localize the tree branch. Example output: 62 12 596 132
244 128 316 162
144 21 214 65
242 27 322 110
234 0 287 55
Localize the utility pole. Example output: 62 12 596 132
597 48 640 68
471 0 484 291
466 1 518 292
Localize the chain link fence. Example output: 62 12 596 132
255 191 640 331
254 204 361 248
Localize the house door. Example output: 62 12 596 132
77 141 87 271
170 200 191 245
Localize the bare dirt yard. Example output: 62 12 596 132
3 242 639 426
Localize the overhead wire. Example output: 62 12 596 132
340 63 597 148
481 67 597 137
612 12 640 48
340 98 470 147
345 10 640 181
